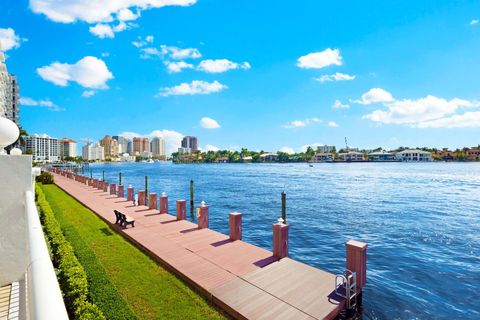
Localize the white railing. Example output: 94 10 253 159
25 191 68 320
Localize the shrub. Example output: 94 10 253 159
36 186 105 320
36 171 54 184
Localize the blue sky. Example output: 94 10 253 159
1 0 480 154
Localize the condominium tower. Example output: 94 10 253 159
99 135 119 159
181 136 198 153
150 137 166 159
0 41 20 124
24 134 60 162
112 135 130 154
82 143 105 161
133 137 150 154
58 138 77 159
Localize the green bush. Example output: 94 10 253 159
36 171 54 184
36 186 105 320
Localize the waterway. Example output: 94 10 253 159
89 162 480 319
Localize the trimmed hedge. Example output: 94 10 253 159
36 171 54 184
36 186 106 320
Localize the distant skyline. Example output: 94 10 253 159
2 0 480 154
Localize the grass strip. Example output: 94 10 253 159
40 183 226 320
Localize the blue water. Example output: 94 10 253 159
89 162 480 319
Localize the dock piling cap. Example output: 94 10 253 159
347 240 367 250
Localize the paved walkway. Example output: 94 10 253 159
53 173 344 319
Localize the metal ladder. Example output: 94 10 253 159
335 269 358 317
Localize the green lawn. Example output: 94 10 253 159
39 183 226 320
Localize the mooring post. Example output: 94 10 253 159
90 168 93 179
197 201 208 229
138 190 146 206
145 176 148 206
190 179 194 219
148 193 157 210
110 183 116 195
273 218 289 259
102 170 105 181
281 191 286 224
119 172 122 186
346 240 368 306
118 184 124 198
160 192 168 214
127 185 134 202
176 200 186 220
229 212 242 241
103 181 108 192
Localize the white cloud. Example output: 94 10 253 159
140 47 161 59
328 121 339 127
81 90 96 98
20 97 63 111
205 144 220 152
158 80 227 97
132 35 154 48
30 0 197 37
117 129 184 155
470 19 479 26
164 61 194 73
363 95 480 126
200 117 220 129
352 88 394 105
283 117 322 129
89 24 114 38
297 48 342 69
37 56 114 89
279 147 295 154
160 45 201 59
332 99 350 109
416 111 480 128
117 8 139 21
197 59 251 73
0 28 26 51
315 72 355 83
89 21 134 38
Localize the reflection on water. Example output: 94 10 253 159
91 162 480 320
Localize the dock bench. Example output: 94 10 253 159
114 209 135 228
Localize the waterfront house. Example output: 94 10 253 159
395 149 432 162
312 152 334 162
435 148 459 161
338 151 365 162
368 151 396 162
242 156 253 162
260 153 278 162
466 147 480 161
216 156 228 163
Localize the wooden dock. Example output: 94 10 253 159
52 173 346 319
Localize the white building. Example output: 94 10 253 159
58 138 77 159
112 136 129 154
82 143 104 161
316 145 335 153
0 42 20 124
338 151 365 162
395 149 432 162
150 137 166 159
24 134 60 162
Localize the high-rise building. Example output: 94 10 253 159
181 136 198 153
150 137 166 159
82 142 105 161
58 138 77 159
133 137 150 154
0 41 20 124
25 134 60 162
99 135 119 159
112 135 129 154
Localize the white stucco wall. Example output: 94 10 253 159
0 155 32 286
